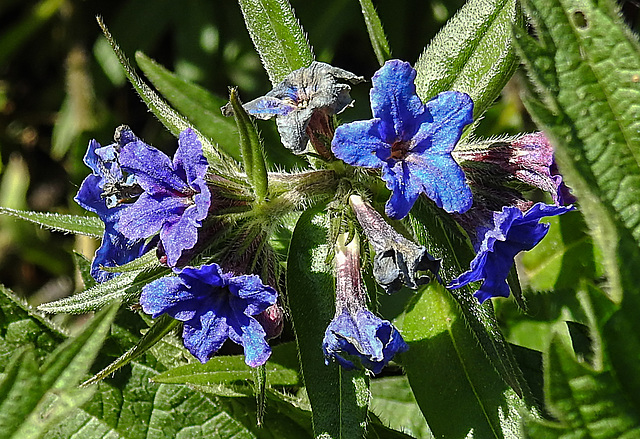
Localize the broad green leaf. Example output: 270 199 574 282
370 376 432 439
414 0 522 118
286 205 369 439
153 342 300 387
408 198 531 401
0 207 103 238
358 0 392 65
82 314 179 386
229 87 269 202
520 210 601 291
524 332 640 438
134 51 242 161
514 0 640 304
237 0 314 84
96 17 239 177
0 303 118 439
397 281 530 439
38 267 167 314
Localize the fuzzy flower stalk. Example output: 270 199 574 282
323 233 408 374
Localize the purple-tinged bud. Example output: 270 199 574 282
255 304 284 340
349 195 440 294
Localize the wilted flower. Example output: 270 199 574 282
141 263 278 366
116 128 212 267
448 202 574 303
225 61 364 154
349 195 440 294
323 233 408 374
75 127 147 282
332 59 474 219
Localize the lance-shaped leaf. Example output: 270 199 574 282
358 0 392 65
96 17 238 176
228 87 269 202
414 0 522 118
514 0 640 304
0 207 103 238
134 51 242 161
237 0 314 84
287 205 369 439
397 279 531 439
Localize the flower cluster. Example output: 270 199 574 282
73 58 573 374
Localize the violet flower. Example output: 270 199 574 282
323 234 408 374
349 195 440 294
332 59 474 219
225 61 364 154
141 263 278 366
448 203 574 303
75 127 146 282
116 128 211 267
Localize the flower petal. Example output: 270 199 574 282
332 119 388 169
141 275 200 320
183 311 229 363
275 107 315 153
242 95 296 119
116 193 182 240
174 129 209 188
160 204 202 266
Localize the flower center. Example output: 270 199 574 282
390 140 410 160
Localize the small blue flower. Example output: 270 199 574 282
116 128 211 267
323 308 408 374
75 128 146 282
141 263 278 366
448 202 574 303
332 59 474 219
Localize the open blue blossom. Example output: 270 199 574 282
116 128 211 267
75 127 146 282
322 234 408 374
141 263 278 366
448 203 574 303
332 59 474 219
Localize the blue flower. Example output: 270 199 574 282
322 233 408 374
141 263 278 366
323 308 408 374
332 59 474 219
75 127 146 282
448 203 574 303
116 128 211 267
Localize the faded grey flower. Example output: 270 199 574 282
224 61 364 154
349 195 440 294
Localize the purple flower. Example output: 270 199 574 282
332 59 474 219
141 263 278 366
225 61 364 154
75 127 146 282
322 234 408 374
448 203 574 303
116 128 211 267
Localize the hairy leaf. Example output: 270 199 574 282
237 0 314 84
0 207 103 238
358 0 392 65
414 0 522 118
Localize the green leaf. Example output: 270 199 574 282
153 342 300 387
82 314 179 387
73 251 97 290
408 198 531 401
358 0 392 65
414 0 522 118
0 207 103 238
0 303 118 439
370 376 431 439
237 0 314 84
229 87 269 202
514 0 640 304
397 281 530 439
134 51 242 161
96 17 239 177
37 267 167 314
286 205 369 439
524 332 640 438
